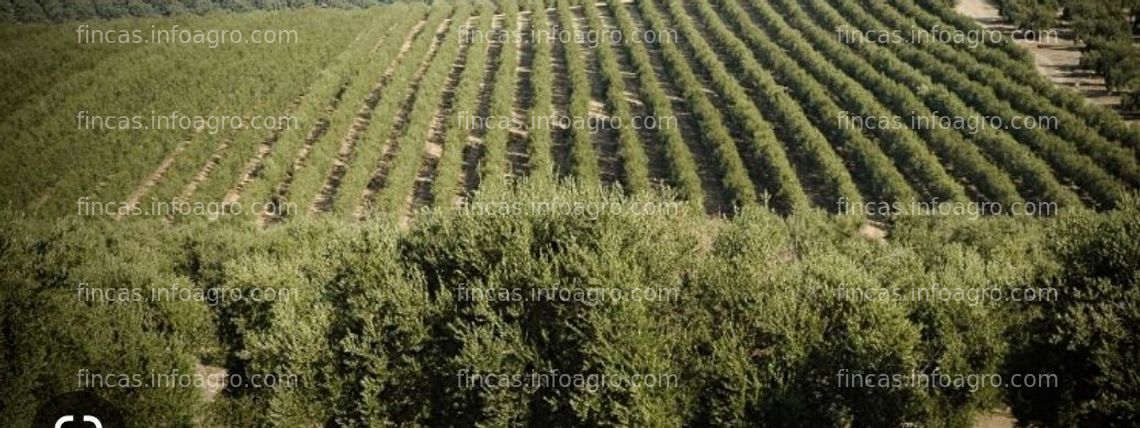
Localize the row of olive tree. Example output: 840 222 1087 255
0 0 410 23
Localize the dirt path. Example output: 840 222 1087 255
176 138 232 203
971 408 1016 428
310 20 428 214
955 0 1135 120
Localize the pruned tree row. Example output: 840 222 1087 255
606 0 705 207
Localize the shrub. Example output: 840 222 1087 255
1005 198 1140 427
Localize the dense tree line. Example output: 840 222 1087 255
4 188 1139 426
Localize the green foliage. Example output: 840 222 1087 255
607 0 704 206
9 191 1137 427
753 0 1025 208
1004 199 1140 427
800 0 1093 209
582 0 650 194
0 216 215 427
634 0 799 212
555 0 600 189
995 0 1060 30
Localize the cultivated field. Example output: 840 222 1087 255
3 0 1139 222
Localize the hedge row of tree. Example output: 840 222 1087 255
327 5 455 216
581 0 650 194
432 4 495 208
691 0 915 207
475 0 519 191
636 0 808 212
0 9 378 218
605 0 704 206
663 0 867 214
796 0 1087 209
553 0 600 188
830 0 1123 208
751 0 1026 207
712 0 966 205
884 0 1140 181
665 1 864 214
366 3 474 219
522 0 555 186
297 6 465 219
235 5 434 221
